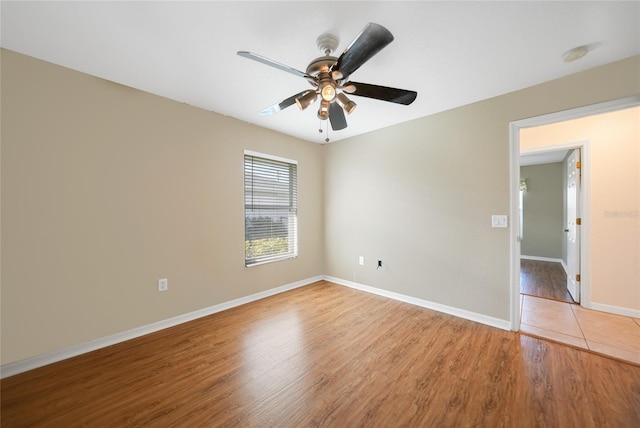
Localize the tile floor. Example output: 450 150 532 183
520 294 640 365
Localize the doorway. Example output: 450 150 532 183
509 97 640 364
508 95 640 332
519 148 576 304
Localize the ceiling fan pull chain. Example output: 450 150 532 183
325 121 330 143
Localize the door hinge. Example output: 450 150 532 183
576 218 582 225
576 274 581 282
576 161 581 169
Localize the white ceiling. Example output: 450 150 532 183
2 1 639 143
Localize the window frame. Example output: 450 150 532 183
243 150 298 267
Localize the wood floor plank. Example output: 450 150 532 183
2 280 639 427
520 259 574 303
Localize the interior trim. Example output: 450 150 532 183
325 276 511 331
520 255 563 263
1 274 514 379
0 276 323 379
589 302 640 319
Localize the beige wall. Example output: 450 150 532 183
2 49 639 366
520 163 564 259
520 107 640 311
324 56 640 320
1 49 325 364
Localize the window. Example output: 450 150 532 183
244 151 298 266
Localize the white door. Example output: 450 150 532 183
566 149 581 302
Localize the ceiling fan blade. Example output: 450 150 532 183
237 51 310 79
348 81 417 105
259 90 309 116
329 104 348 131
332 23 394 80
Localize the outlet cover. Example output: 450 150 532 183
158 278 168 292
359 256 365 266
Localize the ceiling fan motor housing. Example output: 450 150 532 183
306 56 338 77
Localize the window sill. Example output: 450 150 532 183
245 255 298 268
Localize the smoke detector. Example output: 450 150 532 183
562 45 589 62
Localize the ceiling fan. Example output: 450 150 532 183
237 22 417 135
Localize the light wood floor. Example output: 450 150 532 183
520 259 574 303
2 281 640 427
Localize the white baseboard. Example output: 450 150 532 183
560 260 568 275
323 276 511 331
520 255 564 264
0 276 323 379
1 275 525 378
589 301 640 319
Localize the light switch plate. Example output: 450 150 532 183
491 215 508 228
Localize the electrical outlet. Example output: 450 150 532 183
158 278 168 292
359 256 365 266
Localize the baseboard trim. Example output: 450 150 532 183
560 260 568 275
590 301 640 319
0 276 323 379
323 276 511 331
521 255 564 264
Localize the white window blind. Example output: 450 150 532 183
244 152 298 266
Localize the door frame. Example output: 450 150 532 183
508 95 640 331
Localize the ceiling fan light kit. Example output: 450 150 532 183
336 93 357 114
318 100 331 120
238 22 417 138
320 81 337 102
295 90 318 110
